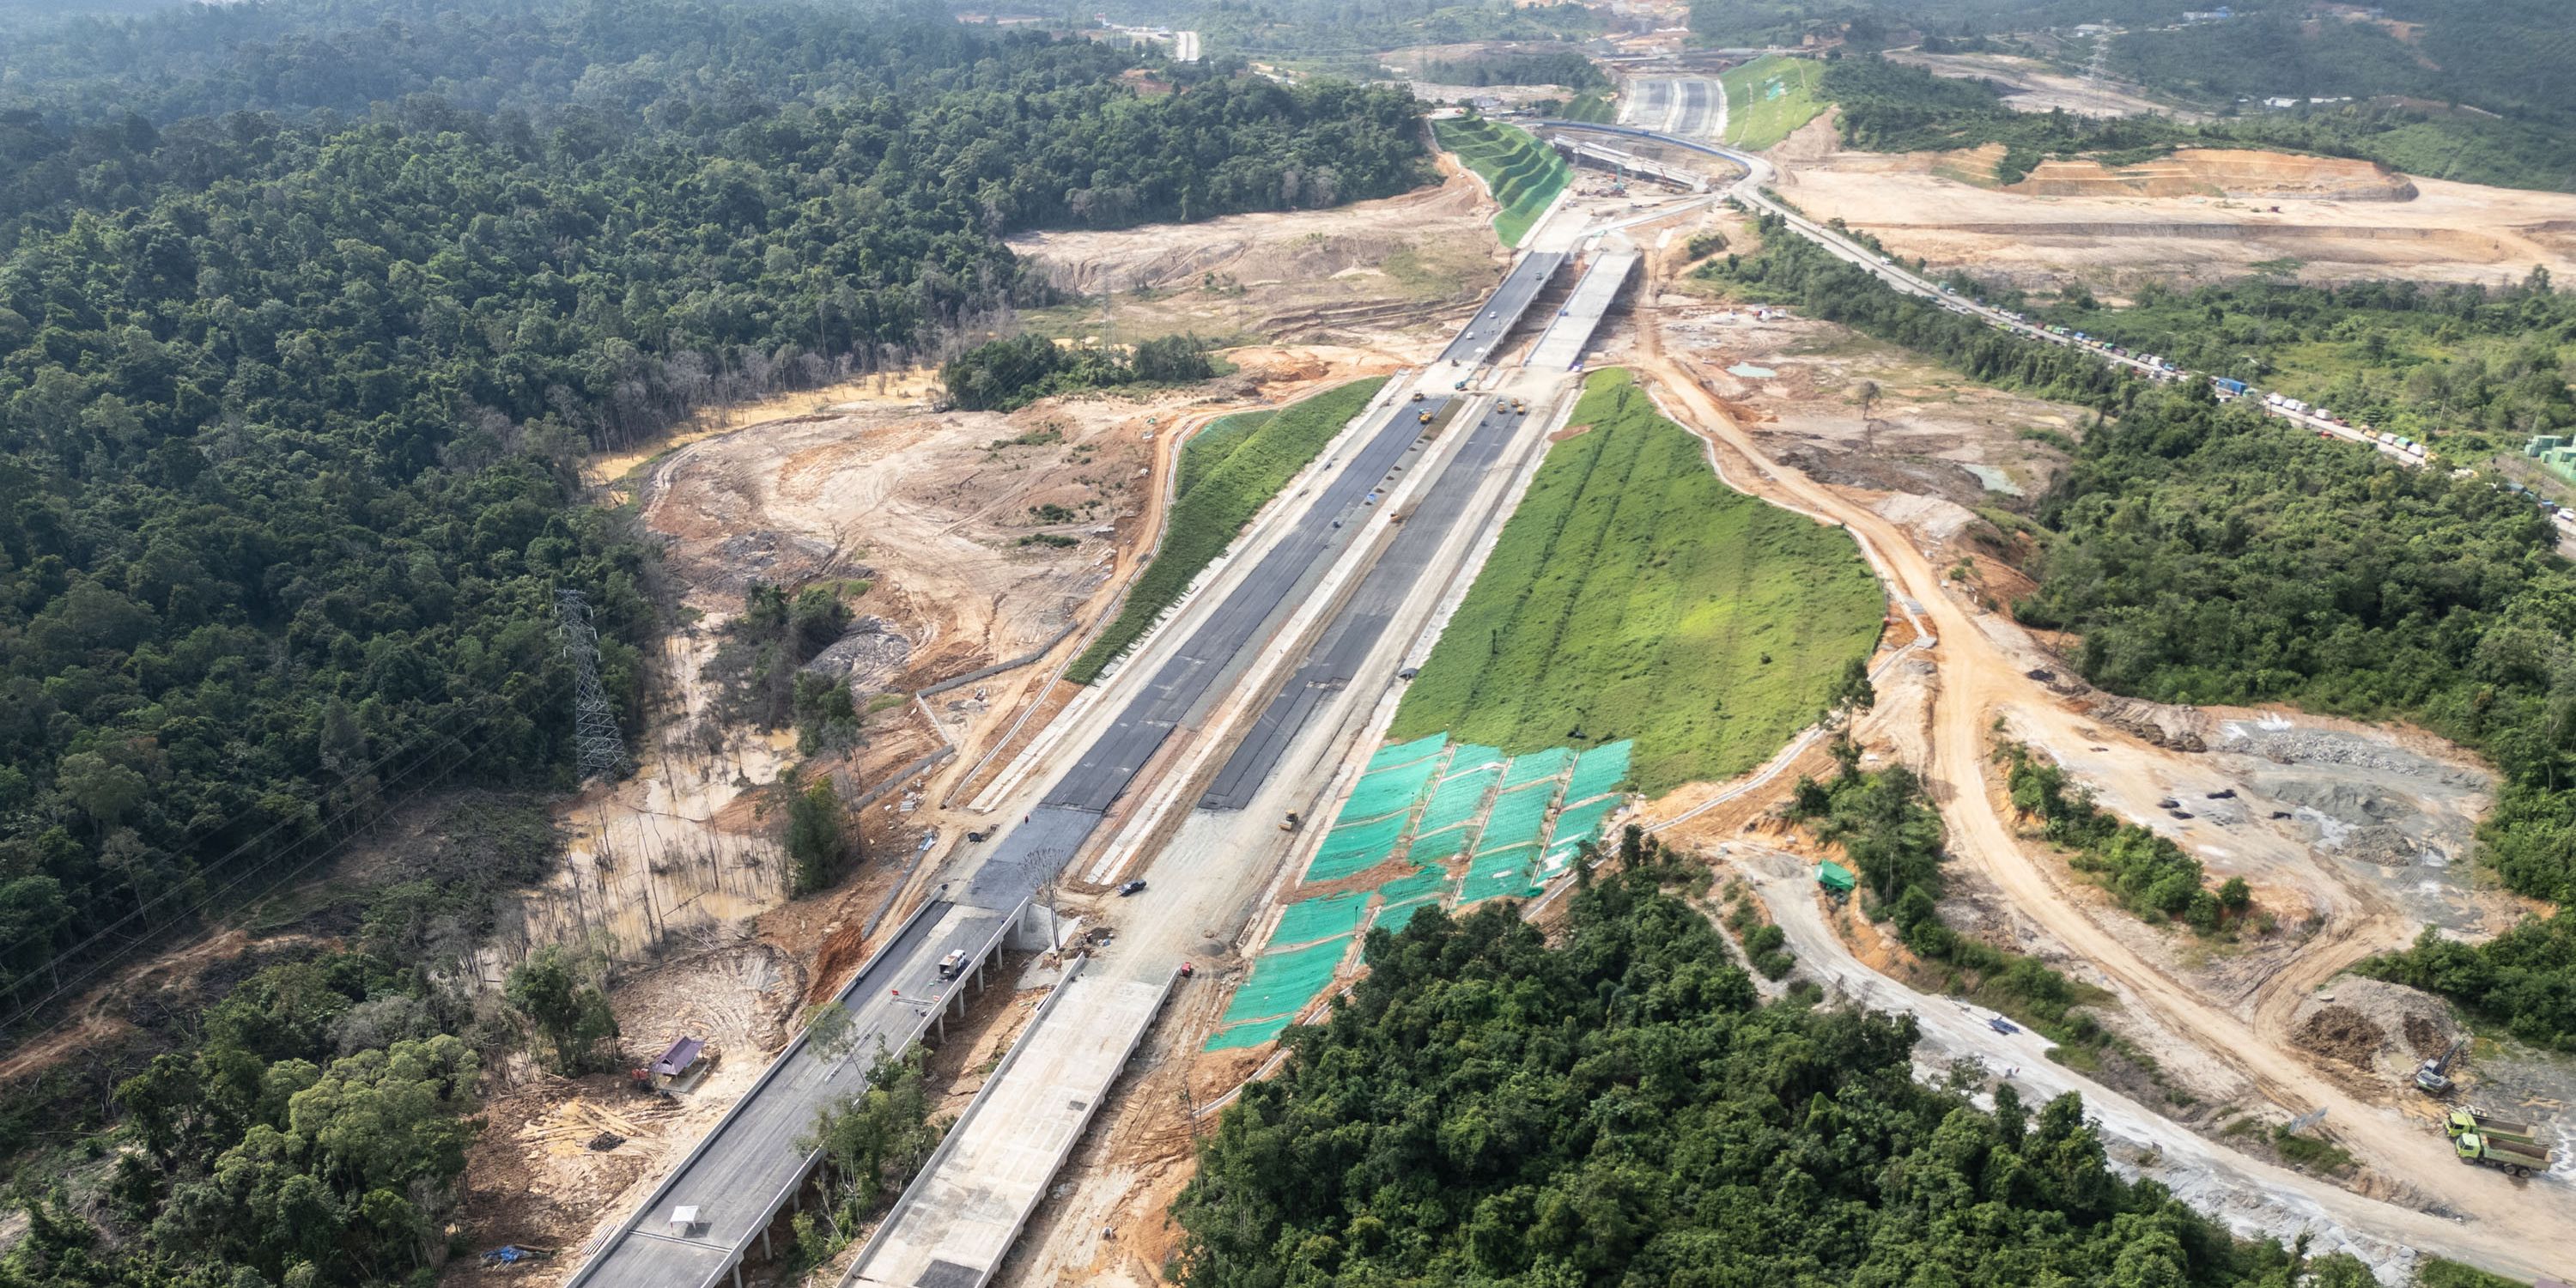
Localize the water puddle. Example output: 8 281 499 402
1961 463 2024 495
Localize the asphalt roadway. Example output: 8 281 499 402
1437 252 1565 368
571 250 1574 1288
566 902 1005 1288
1202 399 1536 808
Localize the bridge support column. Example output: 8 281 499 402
762 1227 772 1259
732 1261 743 1288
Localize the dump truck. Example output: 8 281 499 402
2454 1129 2550 1176
2445 1108 2539 1144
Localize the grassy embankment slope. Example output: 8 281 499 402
1558 89 1616 123
1433 116 1571 248
1388 368 1884 795
1720 53 1829 150
1069 378 1386 683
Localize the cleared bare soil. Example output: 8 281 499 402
1887 49 2200 120
1775 142 2576 291
1008 166 1505 351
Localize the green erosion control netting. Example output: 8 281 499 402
1563 740 1633 805
1368 733 1449 773
1479 781 1558 853
1335 752 1446 826
1417 763 1502 835
1461 843 1542 904
1377 863 1449 904
1223 733 1607 1049
1205 1015 1294 1051
1272 891 1370 946
1215 936 1351 1029
1305 812 1408 882
1406 828 1467 866
1501 747 1574 790
1550 796 1623 852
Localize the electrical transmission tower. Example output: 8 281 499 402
555 588 628 781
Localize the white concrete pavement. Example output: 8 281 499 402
841 963 1173 1288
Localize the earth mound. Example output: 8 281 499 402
2288 975 2458 1084
1925 147 2416 202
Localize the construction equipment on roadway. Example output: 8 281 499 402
2416 1039 2464 1093
2445 1107 2540 1144
2453 1127 2550 1176
1418 410 1432 424
1410 391 1425 402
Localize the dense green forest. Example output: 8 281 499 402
1413 49 1605 89
0 0 1425 1030
2017 388 2576 1047
2111 2 2576 127
2028 271 2576 451
939 332 1217 411
1175 845 2377 1288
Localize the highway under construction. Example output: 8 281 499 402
562 221 1643 1288
563 106 2576 1288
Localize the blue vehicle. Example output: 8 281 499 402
2213 377 2250 397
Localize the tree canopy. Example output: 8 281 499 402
0 0 1428 1018
1175 861 2371 1288
2019 387 2576 1047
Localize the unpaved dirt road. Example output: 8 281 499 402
1742 850 2465 1280
1627 270 2576 1279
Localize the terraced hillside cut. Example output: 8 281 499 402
1435 116 1573 248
